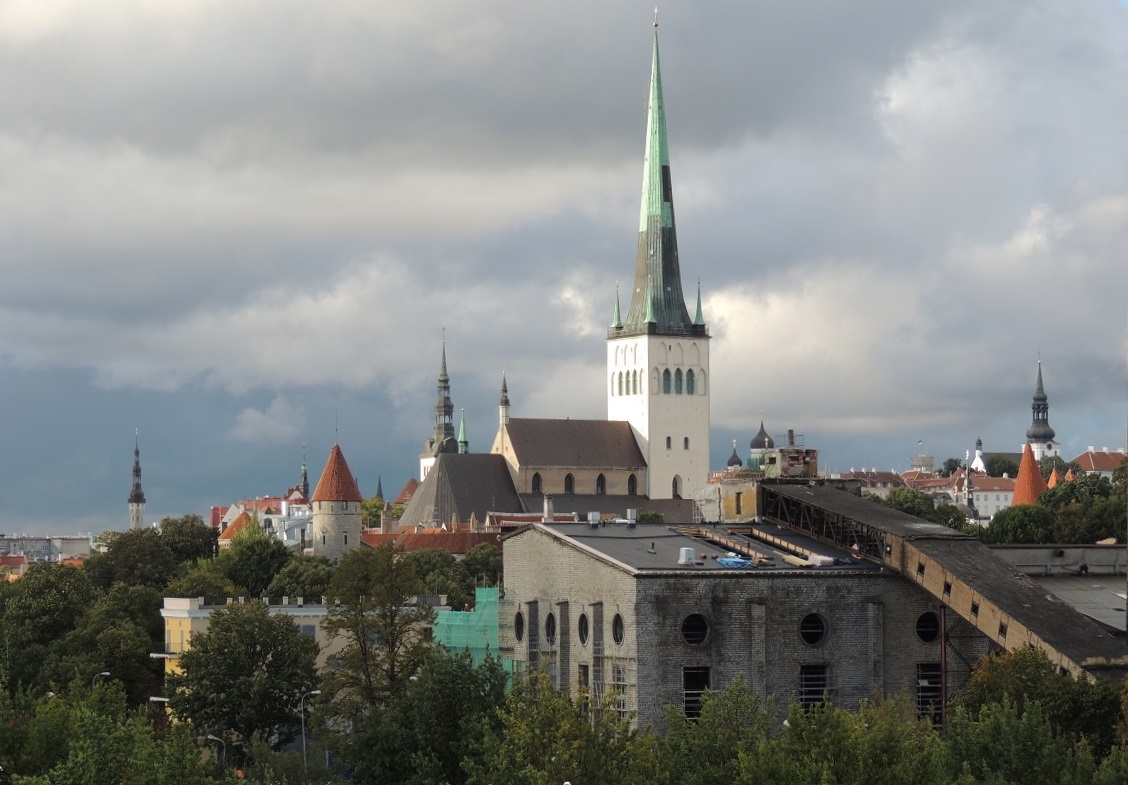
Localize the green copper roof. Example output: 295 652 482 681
694 279 704 326
611 285 623 329
612 28 705 339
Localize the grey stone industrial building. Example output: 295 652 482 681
498 510 988 732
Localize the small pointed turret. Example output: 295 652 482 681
693 279 704 326
458 409 469 454
376 475 384 500
1012 442 1048 506
611 285 624 329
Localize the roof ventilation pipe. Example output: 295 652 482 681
543 494 554 523
677 547 695 565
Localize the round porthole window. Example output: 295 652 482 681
916 611 941 643
799 613 827 646
545 612 557 645
514 611 525 643
578 613 589 645
612 613 625 645
681 613 709 645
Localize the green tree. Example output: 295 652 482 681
347 648 509 785
986 454 1020 478
167 601 319 756
462 542 503 589
85 529 179 591
48 585 164 706
944 698 1094 785
321 544 432 720
466 669 659 785
1 565 97 691
164 564 239 605
883 487 938 519
158 514 217 563
265 556 335 601
360 495 386 529
406 549 474 609
940 457 962 477
956 646 1121 757
660 675 772 785
982 504 1055 544
214 520 292 598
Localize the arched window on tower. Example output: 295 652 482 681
684 437 689 450
610 373 615 396
631 370 638 395
596 474 606 494
564 473 575 494
532 473 542 494
618 372 624 396
662 369 672 394
686 369 695 395
672 476 681 499
628 474 638 495
675 369 683 394
665 436 672 449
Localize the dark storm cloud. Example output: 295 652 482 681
0 0 1124 533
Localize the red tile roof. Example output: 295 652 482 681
393 477 420 505
1012 443 1048 506
311 444 363 503
359 529 501 555
1070 450 1127 474
1047 468 1060 488
219 511 253 541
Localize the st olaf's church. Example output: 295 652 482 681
400 26 712 529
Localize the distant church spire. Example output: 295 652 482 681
376 474 384 499
420 336 458 479
499 373 511 427
300 443 310 500
458 409 469 453
1025 358 1058 460
128 430 146 530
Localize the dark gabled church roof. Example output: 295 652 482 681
503 418 646 469
399 453 523 528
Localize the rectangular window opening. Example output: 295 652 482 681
916 561 926 577
798 664 830 709
943 580 952 597
683 666 710 719
916 663 943 726
971 601 980 618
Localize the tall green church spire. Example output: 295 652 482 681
611 22 702 338
457 409 468 454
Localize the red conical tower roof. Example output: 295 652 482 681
1047 467 1060 489
312 444 363 503
1012 443 1048 506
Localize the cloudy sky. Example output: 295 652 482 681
1 0 1125 535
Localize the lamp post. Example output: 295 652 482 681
205 734 226 766
92 671 110 688
300 689 321 777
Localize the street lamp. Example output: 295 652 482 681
92 671 110 688
205 734 226 766
300 689 322 777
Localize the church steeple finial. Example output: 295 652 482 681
611 283 623 329
693 278 704 326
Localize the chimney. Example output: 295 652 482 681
543 494 554 523
787 429 795 446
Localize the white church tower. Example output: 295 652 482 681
607 22 710 500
